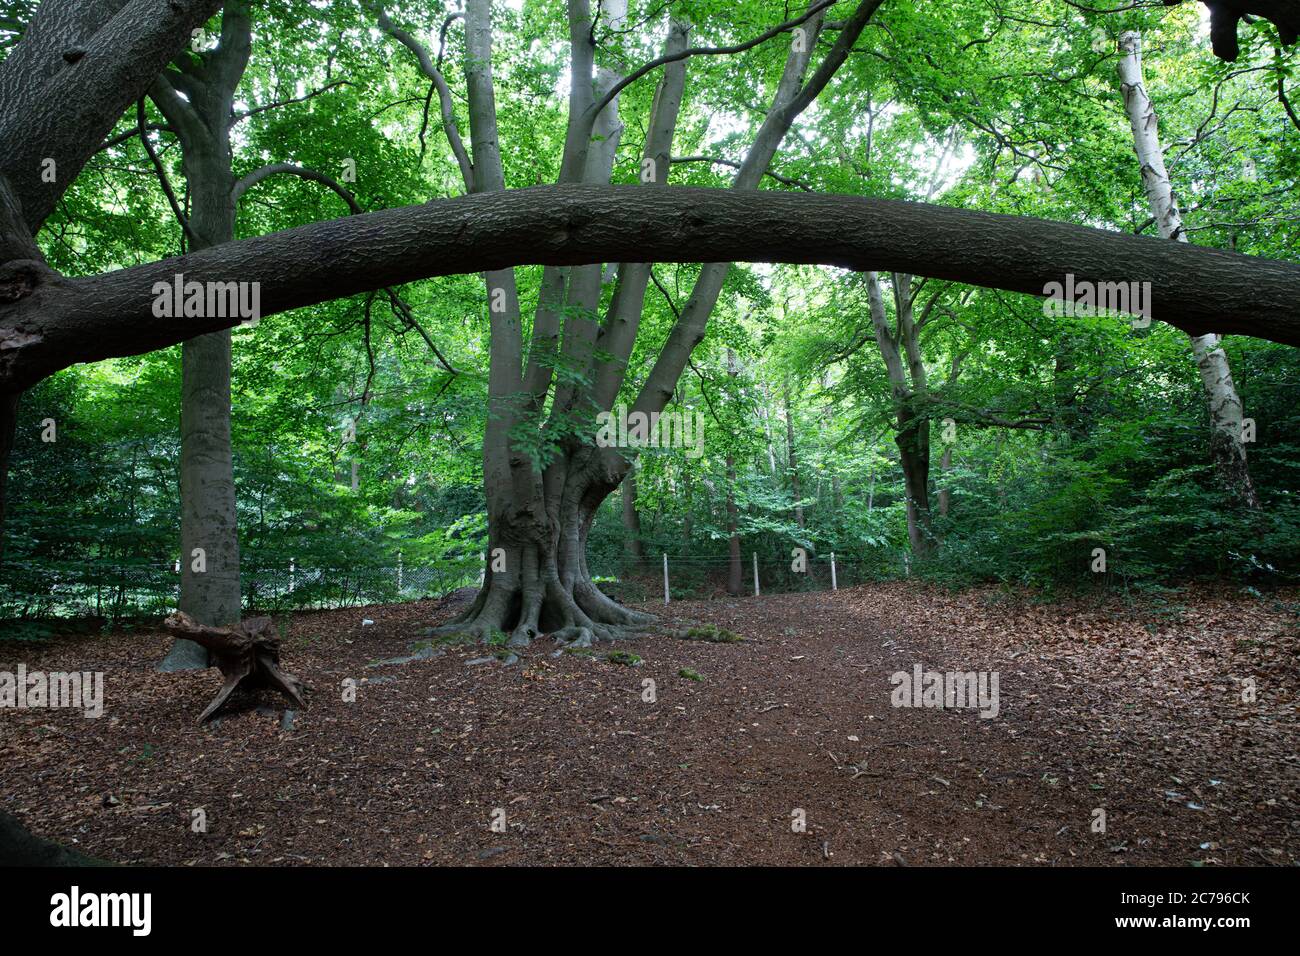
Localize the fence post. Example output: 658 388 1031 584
663 553 670 605
397 550 403 592
831 551 838 591
479 552 486 587
289 558 296 593
753 552 760 597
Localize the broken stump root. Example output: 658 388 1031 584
163 611 306 723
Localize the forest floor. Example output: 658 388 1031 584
2 582 1297 866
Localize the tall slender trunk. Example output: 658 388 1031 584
621 471 644 562
784 379 804 529
867 270 936 557
725 347 743 593
1118 31 1259 509
726 452 742 594
165 165 240 670
821 370 842 511
759 390 778 476
154 6 252 669
682 467 693 553
938 445 952 517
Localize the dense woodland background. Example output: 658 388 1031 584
2 0 1299 628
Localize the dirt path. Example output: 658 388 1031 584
1 583 1296 865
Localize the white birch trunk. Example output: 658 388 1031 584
1118 31 1259 509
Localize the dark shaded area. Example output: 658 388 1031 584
0 810 103 866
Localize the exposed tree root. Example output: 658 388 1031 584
431 572 655 650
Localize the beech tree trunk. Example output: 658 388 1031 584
431 0 654 645
431 1 873 642
725 348 743 594
682 468 693 553
1118 31 1260 509
155 3 252 669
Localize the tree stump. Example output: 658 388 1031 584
163 611 306 724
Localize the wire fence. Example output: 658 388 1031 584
0 553 483 623
593 549 901 605
1 546 902 626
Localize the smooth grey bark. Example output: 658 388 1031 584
937 353 960 519
412 0 653 645
758 387 779 477
682 468 693 553
1118 31 1260 509
152 2 251 669
532 0 879 621
8 183 1300 391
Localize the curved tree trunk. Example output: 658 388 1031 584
1118 31 1260 510
867 270 937 558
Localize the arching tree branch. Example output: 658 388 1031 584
6 183 1300 392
